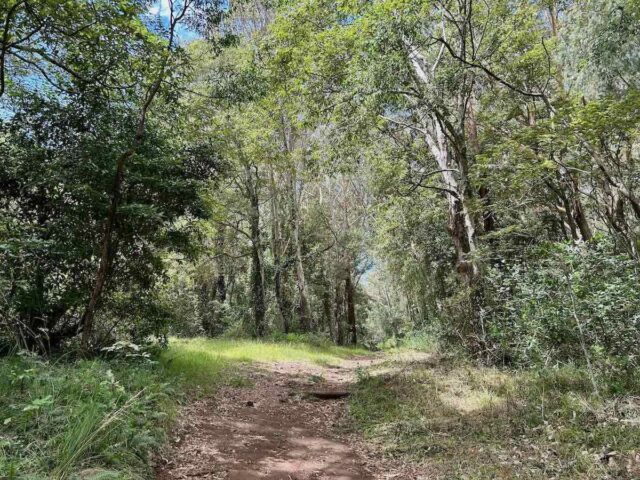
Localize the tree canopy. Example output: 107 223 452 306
1 0 639 377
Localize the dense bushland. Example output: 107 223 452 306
484 240 640 374
2 0 639 373
1 0 640 476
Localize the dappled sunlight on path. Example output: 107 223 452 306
155 355 423 480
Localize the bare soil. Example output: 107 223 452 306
155 355 424 480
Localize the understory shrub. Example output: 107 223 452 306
484 238 640 381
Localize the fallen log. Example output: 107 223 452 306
307 391 350 399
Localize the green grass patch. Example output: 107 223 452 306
0 337 368 479
160 337 368 389
0 353 177 480
377 331 440 353
350 354 640 479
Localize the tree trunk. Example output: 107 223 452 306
406 43 483 352
214 230 227 304
406 44 479 284
334 282 344 345
322 277 333 336
80 148 130 350
345 270 356 346
557 168 592 241
466 93 497 234
425 118 479 285
203 229 227 336
268 168 292 333
246 164 266 337
547 3 592 243
290 172 311 332
79 6 185 351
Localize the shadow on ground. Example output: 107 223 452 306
156 355 420 480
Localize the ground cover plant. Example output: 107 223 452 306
350 351 640 479
0 352 176 479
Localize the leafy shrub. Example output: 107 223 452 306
484 238 640 380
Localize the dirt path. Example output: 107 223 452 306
156 355 422 480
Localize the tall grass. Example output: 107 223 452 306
0 355 176 479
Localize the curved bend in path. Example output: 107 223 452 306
156 355 421 480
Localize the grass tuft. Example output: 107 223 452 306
0 355 177 479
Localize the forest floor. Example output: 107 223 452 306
155 352 426 480
4 339 638 479
156 342 640 480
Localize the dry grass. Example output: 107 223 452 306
350 353 640 479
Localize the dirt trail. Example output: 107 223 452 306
156 355 422 480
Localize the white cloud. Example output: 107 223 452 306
148 0 171 17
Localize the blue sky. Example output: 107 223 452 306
147 0 201 43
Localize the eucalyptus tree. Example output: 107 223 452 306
562 0 640 97
267 0 556 350
558 0 640 258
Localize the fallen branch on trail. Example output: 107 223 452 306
306 391 350 399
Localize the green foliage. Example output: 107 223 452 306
562 0 640 96
484 239 640 379
0 0 219 351
0 353 178 479
0 90 209 350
